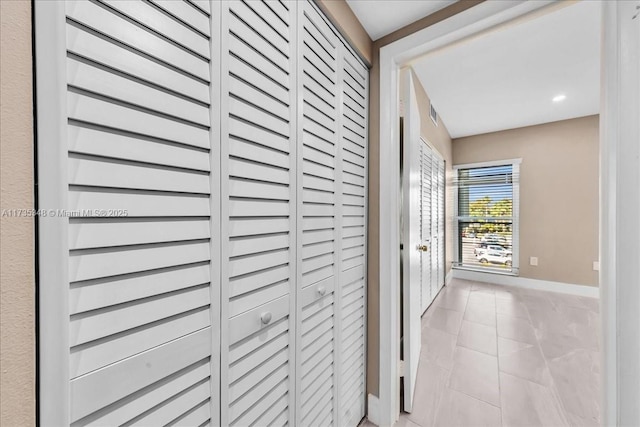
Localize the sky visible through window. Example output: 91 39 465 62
466 165 513 203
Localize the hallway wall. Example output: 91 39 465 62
0 1 36 426
453 115 600 287
316 0 373 65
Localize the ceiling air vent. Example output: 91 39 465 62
430 101 438 126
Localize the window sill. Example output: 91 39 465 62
452 265 519 277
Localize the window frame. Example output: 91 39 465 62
453 158 521 276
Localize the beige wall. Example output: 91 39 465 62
315 0 373 65
0 1 36 426
453 116 600 287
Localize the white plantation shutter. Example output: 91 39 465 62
61 0 219 424
37 0 367 425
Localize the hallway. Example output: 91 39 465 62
397 279 599 427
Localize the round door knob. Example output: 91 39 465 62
417 244 428 252
260 312 272 325
317 286 326 296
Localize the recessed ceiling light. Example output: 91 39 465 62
552 94 566 103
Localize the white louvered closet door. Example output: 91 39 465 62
62 0 219 425
338 46 368 427
39 0 367 425
220 1 297 426
420 142 433 313
296 2 340 426
295 2 368 426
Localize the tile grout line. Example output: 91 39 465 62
431 290 471 427
491 287 504 426
421 284 470 427
521 292 572 427
434 281 596 426
448 286 503 415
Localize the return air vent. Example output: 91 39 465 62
430 101 438 126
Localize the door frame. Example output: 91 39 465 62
376 1 637 425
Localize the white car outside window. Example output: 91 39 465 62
476 245 512 266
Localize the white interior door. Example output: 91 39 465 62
401 69 423 412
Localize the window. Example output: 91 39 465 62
453 160 520 274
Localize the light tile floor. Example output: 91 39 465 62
364 278 600 427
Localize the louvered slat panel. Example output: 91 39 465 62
70 329 211 423
66 58 210 127
69 284 210 346
70 307 210 378
300 294 334 426
438 158 445 291
66 1 209 81
77 358 211 426
67 92 209 149
189 0 211 16
227 317 290 426
68 218 210 250
296 3 340 426
67 126 211 172
167 398 211 427
68 156 210 194
430 152 440 297
69 262 210 315
221 1 296 426
65 24 210 105
149 0 211 36
101 0 210 58
339 44 368 427
64 1 217 424
131 379 210 426
421 143 433 311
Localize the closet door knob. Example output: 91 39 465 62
317 286 326 296
260 312 272 325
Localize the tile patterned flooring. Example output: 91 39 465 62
365 278 600 427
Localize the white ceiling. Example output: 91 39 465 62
345 0 456 41
411 1 601 139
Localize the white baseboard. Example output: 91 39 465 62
366 393 380 426
451 268 599 298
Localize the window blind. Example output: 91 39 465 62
454 163 519 274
